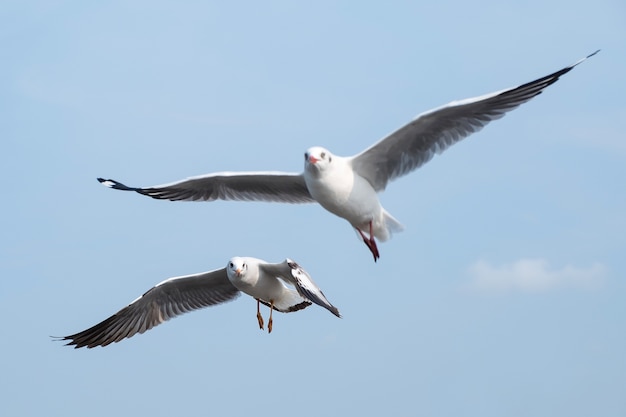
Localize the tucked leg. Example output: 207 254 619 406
256 299 264 330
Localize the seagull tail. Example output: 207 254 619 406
380 209 404 241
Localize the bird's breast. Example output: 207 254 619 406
306 167 354 209
233 274 284 302
305 167 381 223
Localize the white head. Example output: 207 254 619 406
226 257 248 279
304 146 333 173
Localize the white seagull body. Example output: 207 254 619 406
98 51 598 261
60 257 340 348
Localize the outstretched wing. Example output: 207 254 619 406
350 50 599 191
263 259 341 317
59 268 240 349
98 171 314 203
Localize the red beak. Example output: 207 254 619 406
308 155 319 164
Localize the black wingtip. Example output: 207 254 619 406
570 49 600 69
587 49 601 59
97 177 139 191
51 335 80 348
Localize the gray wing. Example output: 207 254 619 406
59 268 240 349
263 259 341 318
97 171 314 203
350 50 599 191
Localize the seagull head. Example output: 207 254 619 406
304 146 333 172
227 257 248 278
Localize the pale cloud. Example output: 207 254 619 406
466 258 607 293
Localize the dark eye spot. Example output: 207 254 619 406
304 152 308 160
328 156 332 162
229 262 233 268
321 152 326 159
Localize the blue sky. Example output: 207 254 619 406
2 1 625 416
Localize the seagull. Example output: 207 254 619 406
98 51 599 261
58 257 340 348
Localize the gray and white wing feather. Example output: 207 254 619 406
265 259 341 317
350 51 599 191
60 268 240 349
98 171 314 203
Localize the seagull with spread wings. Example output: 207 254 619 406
59 257 340 348
99 51 599 261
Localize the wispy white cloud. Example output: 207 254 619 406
466 258 606 293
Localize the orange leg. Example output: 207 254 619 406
268 300 274 334
256 299 264 330
357 221 380 262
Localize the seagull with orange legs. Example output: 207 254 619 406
98 51 599 261
58 257 340 348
